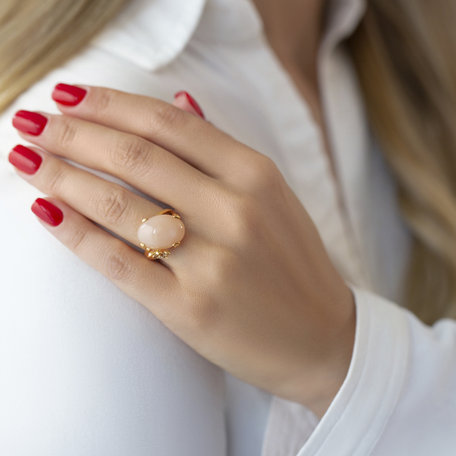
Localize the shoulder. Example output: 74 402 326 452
91 0 207 72
0 0 207 156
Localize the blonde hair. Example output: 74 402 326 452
348 0 456 324
0 0 130 110
1 0 455 324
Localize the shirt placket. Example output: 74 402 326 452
242 32 367 290
317 44 372 290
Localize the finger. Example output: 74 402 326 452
51 84 262 181
173 91 205 118
12 110 217 215
29 196 180 320
9 144 195 269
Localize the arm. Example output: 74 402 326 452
12 83 452 456
265 284 456 455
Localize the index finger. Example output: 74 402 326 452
52 84 260 182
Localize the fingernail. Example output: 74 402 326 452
12 110 48 136
52 83 87 106
8 145 42 175
174 91 205 119
31 198 63 226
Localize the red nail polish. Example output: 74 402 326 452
52 83 87 106
174 91 205 119
31 198 63 226
12 110 48 136
8 145 42 175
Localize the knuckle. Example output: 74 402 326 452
185 296 219 331
224 194 261 244
110 136 153 177
259 154 280 177
182 285 222 331
208 248 238 286
149 102 187 133
94 186 131 225
104 246 133 283
180 248 234 330
91 88 114 115
45 164 67 195
55 116 77 148
243 154 281 191
67 225 88 253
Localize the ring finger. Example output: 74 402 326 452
8 144 196 269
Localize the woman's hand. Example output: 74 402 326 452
9 84 355 418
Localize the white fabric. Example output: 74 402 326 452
0 0 455 455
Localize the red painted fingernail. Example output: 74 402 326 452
52 83 87 106
8 145 42 175
174 91 205 119
12 110 48 136
31 198 63 226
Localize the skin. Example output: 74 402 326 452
10 85 356 419
251 0 325 84
252 0 343 191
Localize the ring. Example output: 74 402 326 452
137 208 185 260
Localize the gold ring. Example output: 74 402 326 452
137 208 185 260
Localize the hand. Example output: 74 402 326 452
9 84 356 418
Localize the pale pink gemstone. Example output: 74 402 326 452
137 214 185 249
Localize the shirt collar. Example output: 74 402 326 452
91 0 207 71
92 0 366 71
320 0 367 54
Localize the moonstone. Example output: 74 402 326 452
137 214 185 249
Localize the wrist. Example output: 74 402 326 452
308 286 356 418
286 285 356 418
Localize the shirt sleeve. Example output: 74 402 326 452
261 284 456 456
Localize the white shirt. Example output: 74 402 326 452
0 0 455 455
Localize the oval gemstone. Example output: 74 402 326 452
137 214 185 250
